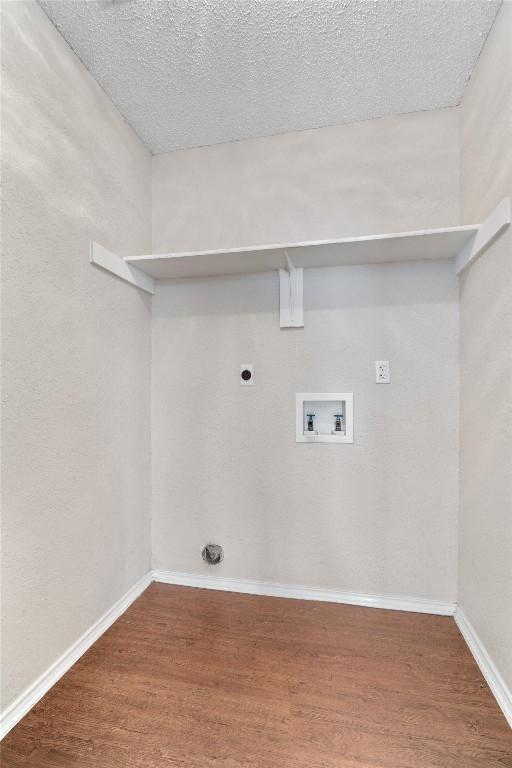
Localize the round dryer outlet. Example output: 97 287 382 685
202 543 224 565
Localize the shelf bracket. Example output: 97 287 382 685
90 241 155 295
455 197 510 276
279 252 304 328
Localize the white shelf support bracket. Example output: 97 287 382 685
90 241 155 295
279 251 304 328
455 197 511 276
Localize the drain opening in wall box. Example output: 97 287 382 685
296 393 354 443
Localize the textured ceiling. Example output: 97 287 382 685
38 0 500 154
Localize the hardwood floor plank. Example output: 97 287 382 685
2 583 511 767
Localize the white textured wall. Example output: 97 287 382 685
152 263 459 598
153 108 459 252
152 111 460 601
1 2 152 711
459 2 512 694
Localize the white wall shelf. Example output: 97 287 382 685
90 198 510 323
124 225 479 280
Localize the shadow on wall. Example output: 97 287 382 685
152 259 458 320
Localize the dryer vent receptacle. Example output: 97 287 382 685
202 543 224 565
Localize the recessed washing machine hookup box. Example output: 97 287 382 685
296 393 354 443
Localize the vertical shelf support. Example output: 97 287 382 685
279 252 304 328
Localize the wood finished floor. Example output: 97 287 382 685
2 583 511 768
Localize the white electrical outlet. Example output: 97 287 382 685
375 361 390 383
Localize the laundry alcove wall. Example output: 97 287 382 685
147 108 465 597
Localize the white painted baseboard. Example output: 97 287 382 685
153 570 456 616
455 607 512 728
0 571 152 740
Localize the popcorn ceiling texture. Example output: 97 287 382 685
38 0 500 154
